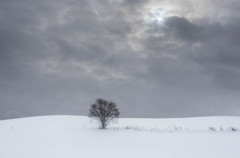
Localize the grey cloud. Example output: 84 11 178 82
163 16 205 42
161 16 240 45
146 15 240 91
0 0 240 119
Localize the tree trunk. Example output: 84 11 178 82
101 121 106 129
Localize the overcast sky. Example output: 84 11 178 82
0 0 240 119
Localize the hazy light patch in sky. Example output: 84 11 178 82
146 8 168 25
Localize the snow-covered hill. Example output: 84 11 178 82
0 115 240 158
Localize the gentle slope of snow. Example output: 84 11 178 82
0 115 240 158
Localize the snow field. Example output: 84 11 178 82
0 115 240 158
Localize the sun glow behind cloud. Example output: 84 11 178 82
147 8 168 24
143 1 175 26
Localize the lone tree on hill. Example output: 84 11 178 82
88 98 120 129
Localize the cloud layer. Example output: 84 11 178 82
0 0 240 119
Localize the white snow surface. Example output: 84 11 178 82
0 115 240 158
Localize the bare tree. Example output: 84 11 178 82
89 98 120 129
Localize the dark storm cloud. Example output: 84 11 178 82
146 15 240 91
163 16 240 44
0 0 240 119
163 16 206 42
